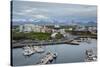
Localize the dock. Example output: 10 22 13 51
38 52 57 64
12 39 80 48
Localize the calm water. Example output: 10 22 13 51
12 39 97 66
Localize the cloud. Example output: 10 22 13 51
12 1 97 22
32 15 48 19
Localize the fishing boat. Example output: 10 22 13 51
85 49 97 62
38 51 57 64
23 46 35 56
23 46 45 56
34 46 44 53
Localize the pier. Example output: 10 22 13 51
38 52 57 64
12 39 79 48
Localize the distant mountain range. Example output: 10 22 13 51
75 21 97 26
12 19 97 26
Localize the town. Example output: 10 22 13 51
12 23 97 64
12 23 97 48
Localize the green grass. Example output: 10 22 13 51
12 31 51 40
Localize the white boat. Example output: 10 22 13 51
23 46 36 56
23 46 45 56
85 49 97 62
34 46 44 53
23 49 35 56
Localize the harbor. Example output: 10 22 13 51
12 39 97 66
12 36 95 48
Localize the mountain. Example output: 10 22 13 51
12 19 97 26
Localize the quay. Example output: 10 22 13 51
77 36 97 39
38 52 57 64
12 39 79 48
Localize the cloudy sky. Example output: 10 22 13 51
12 1 97 24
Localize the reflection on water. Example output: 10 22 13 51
12 39 97 66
